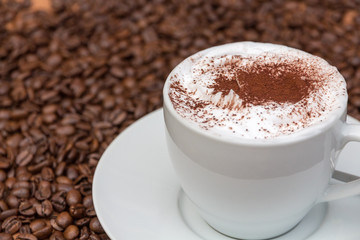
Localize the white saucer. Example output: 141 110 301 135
93 109 360 240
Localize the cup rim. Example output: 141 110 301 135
162 42 348 147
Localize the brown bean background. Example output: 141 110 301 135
0 0 360 239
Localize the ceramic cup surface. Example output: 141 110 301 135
163 42 360 240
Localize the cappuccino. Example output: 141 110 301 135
167 42 347 139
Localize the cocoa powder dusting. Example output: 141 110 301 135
169 79 206 110
211 56 318 106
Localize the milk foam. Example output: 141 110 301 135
167 42 347 140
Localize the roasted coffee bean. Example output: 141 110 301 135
89 234 101 240
13 233 37 240
55 183 73 193
85 206 96 217
19 224 31 234
56 126 75 136
0 182 4 199
0 233 12 240
6 195 20 209
2 216 22 234
5 177 16 189
13 181 31 189
0 170 6 182
56 176 72 185
65 166 78 180
79 226 90 240
51 192 66 212
89 217 104 234
79 183 92 196
41 167 54 182
0 157 12 169
74 217 90 227
35 200 53 217
66 189 82 206
98 233 110 240
0 200 8 211
49 231 65 240
35 181 51 200
69 204 85 219
63 225 79 240
16 172 32 182
19 201 36 216
30 219 46 232
29 219 52 239
55 162 66 177
0 209 18 221
50 218 63 232
16 150 34 167
11 187 30 198
56 212 72 229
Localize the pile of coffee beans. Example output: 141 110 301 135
0 0 359 239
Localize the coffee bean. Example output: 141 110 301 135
65 166 78 180
79 226 90 240
89 234 101 240
89 217 104 234
66 189 82 206
56 212 72 229
55 183 73 193
79 183 92 196
98 233 110 240
49 231 65 240
69 204 85 219
19 224 31 234
16 150 34 167
85 206 96 217
13 181 31 190
11 187 30 198
350 95 360 107
51 192 66 212
6 195 20 209
16 169 32 181
27 159 52 173
13 233 37 240
63 225 79 240
50 219 63 232
0 200 8 211
6 134 22 148
56 176 72 185
56 126 75 136
112 111 127 125
0 182 4 199
74 217 90 227
5 177 16 189
0 209 18 221
55 162 66 177
41 167 54 182
0 233 12 240
29 219 46 233
35 200 53 217
29 219 52 239
2 216 22 234
0 157 12 169
0 170 6 181
19 201 36 216
35 181 51 200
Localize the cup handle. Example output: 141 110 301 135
319 123 360 202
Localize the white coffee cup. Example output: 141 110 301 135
163 42 360 239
